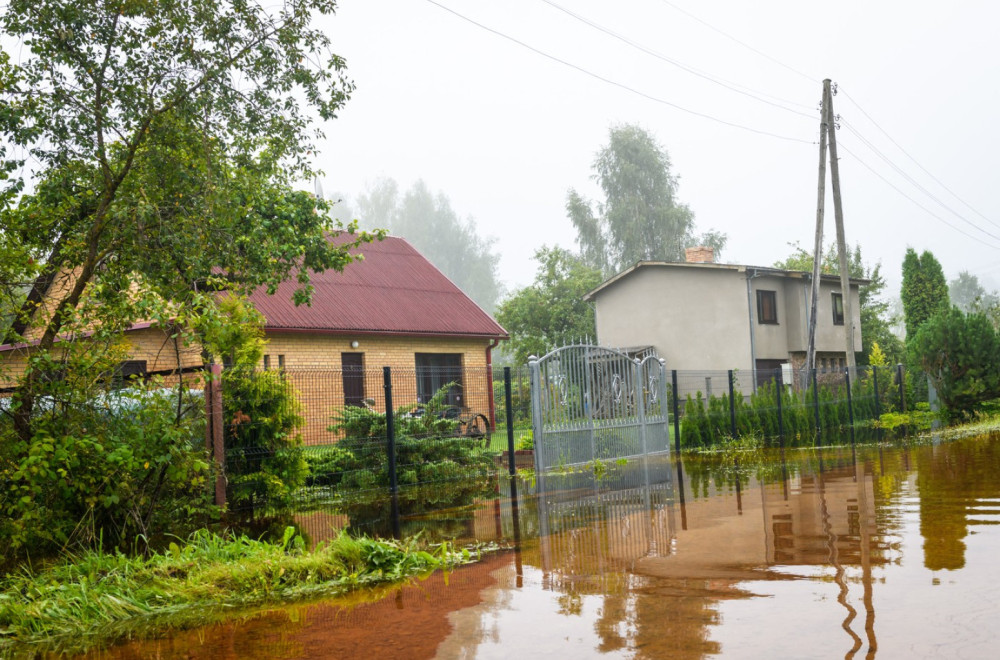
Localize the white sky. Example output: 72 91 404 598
314 0 1000 296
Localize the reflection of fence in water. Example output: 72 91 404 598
526 457 677 577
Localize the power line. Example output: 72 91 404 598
837 140 1000 251
423 0 816 145
839 86 1000 231
538 0 816 119
840 119 1000 243
656 0 818 84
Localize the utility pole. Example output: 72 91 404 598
805 81 829 381
825 79 857 372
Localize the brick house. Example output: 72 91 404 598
1 235 508 443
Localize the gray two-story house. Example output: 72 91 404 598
583 248 864 392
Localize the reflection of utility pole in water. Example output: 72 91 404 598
856 457 877 658
818 449 864 657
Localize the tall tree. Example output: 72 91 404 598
495 247 603 364
774 242 904 365
900 248 950 341
0 0 381 441
567 124 725 275
948 271 998 313
355 178 504 312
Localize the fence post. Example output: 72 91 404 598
383 367 397 496
775 368 785 448
872 365 881 419
504 367 517 477
528 356 543 476
845 367 856 444
897 363 906 413
728 369 737 438
671 370 681 453
812 368 821 445
204 363 226 508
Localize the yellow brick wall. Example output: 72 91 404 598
0 326 204 390
261 332 498 445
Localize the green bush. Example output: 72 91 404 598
910 307 1000 419
0 376 214 563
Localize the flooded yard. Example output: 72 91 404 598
79 434 1000 659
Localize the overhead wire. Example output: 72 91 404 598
423 0 816 145
656 0 819 84
538 0 817 119
837 140 1000 251
839 86 1000 231
839 119 1000 243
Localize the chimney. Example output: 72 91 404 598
685 246 715 263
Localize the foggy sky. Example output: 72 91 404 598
314 0 1000 296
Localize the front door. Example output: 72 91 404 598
341 352 365 406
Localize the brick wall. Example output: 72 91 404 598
258 332 498 445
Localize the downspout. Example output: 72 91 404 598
486 338 501 429
745 269 760 390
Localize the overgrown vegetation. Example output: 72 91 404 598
0 527 482 656
0 340 216 565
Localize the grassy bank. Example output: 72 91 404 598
0 527 484 656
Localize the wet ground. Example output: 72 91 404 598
79 434 1000 659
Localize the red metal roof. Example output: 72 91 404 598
248 234 508 339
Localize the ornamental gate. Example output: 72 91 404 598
528 345 671 474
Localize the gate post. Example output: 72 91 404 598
528 356 543 475
383 367 397 497
634 359 648 457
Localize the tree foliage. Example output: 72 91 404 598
910 307 1000 419
355 178 504 312
0 0 382 442
567 124 725 275
495 247 603 364
901 248 950 341
948 271 998 314
774 241 904 365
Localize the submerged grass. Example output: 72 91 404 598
0 527 483 656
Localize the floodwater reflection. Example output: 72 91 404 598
81 435 1000 659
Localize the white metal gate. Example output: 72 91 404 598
528 345 671 473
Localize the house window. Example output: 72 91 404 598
263 355 271 370
341 352 366 406
756 290 778 324
114 360 147 388
415 353 463 406
832 293 845 326
277 354 285 369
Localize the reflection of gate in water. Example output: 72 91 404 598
528 345 671 473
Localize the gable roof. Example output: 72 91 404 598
248 234 507 339
584 260 870 302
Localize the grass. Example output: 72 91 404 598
0 527 487 656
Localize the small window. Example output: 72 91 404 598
263 355 271 370
756 290 778 324
415 353 463 406
832 293 845 326
277 355 285 369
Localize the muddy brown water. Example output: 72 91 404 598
76 434 1000 659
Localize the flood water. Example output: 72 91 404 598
81 434 1000 659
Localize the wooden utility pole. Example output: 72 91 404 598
825 79 857 372
805 82 830 379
